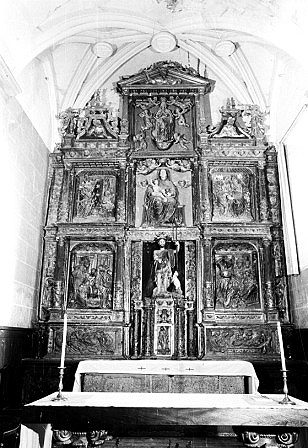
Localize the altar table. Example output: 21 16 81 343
21 392 308 448
73 359 259 393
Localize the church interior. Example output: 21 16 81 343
1 1 308 447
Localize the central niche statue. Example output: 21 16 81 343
146 238 181 297
142 168 183 226
152 97 175 150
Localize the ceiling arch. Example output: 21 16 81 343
178 39 253 104
74 40 151 108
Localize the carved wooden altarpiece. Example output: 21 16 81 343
39 61 289 362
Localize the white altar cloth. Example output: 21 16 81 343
20 392 308 448
73 359 259 393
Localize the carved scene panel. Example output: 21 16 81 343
53 325 122 357
73 171 117 222
68 242 115 310
210 168 255 222
133 95 194 153
213 242 261 311
205 325 276 357
135 160 193 228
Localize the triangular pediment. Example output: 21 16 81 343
117 60 215 93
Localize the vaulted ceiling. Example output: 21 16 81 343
0 0 307 150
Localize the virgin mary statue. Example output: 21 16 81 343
143 168 179 226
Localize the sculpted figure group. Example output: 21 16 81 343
70 256 113 309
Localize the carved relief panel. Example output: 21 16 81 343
213 242 261 311
73 171 117 222
135 159 193 228
68 242 115 310
51 325 123 358
133 95 194 153
205 325 277 358
210 168 255 222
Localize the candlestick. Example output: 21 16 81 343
60 311 68 369
277 321 286 371
51 310 68 401
279 369 296 405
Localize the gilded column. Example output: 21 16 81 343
47 166 65 225
258 160 269 221
186 303 195 358
116 161 126 223
114 238 125 310
130 241 143 358
143 297 154 358
263 238 278 322
174 297 186 359
202 237 214 311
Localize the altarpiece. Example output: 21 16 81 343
39 61 289 362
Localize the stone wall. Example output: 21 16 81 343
0 91 49 328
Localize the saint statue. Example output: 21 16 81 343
146 238 181 297
151 97 175 150
143 168 181 226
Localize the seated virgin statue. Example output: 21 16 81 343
142 168 184 226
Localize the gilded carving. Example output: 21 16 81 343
74 172 116 222
134 95 192 152
136 165 193 228
142 168 184 226
48 168 64 224
42 62 289 362
266 166 280 223
208 98 252 139
211 169 254 222
207 326 274 355
185 241 196 303
214 243 260 310
69 243 115 309
56 108 78 137
57 90 119 141
131 242 143 305
55 327 116 355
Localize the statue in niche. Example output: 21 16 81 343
135 96 192 151
76 175 116 221
145 238 181 297
215 251 259 309
212 172 253 221
152 97 174 150
157 326 170 355
142 168 184 226
69 250 113 309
